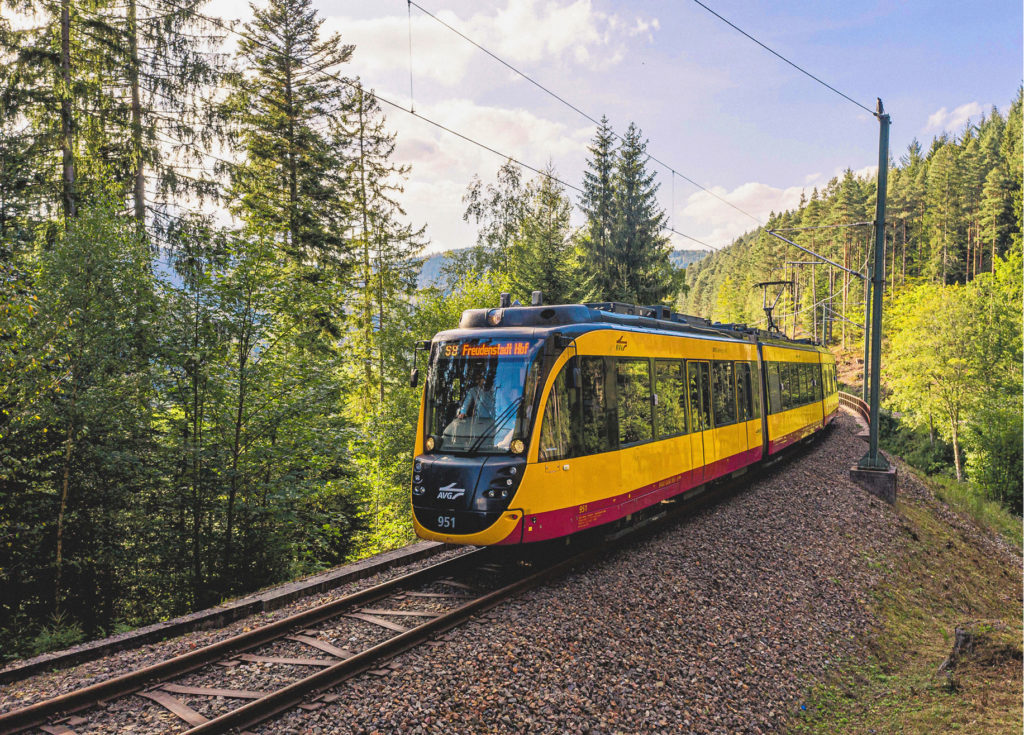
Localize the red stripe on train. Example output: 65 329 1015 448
499 445 765 544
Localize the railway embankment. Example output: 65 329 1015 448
1 413 1019 734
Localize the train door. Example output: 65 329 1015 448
535 350 578 538
686 360 711 486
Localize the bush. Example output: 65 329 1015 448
964 404 1023 516
879 413 955 478
29 611 85 656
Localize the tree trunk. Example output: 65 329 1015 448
128 0 145 230
55 391 75 614
225 314 251 591
950 417 963 482
60 0 76 222
357 91 373 409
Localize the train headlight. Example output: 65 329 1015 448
510 439 525 454
487 309 503 326
412 485 426 496
425 436 435 451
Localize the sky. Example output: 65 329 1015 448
210 0 1021 253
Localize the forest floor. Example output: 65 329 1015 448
789 454 1022 734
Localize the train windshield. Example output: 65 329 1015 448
425 338 545 454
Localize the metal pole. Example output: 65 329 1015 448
859 100 891 471
862 263 870 402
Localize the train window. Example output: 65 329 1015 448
655 360 687 438
711 361 737 427
538 358 578 462
687 361 711 431
617 359 653 445
580 356 612 455
814 363 823 402
767 362 782 414
736 362 754 421
749 361 762 418
796 363 807 405
780 362 792 411
801 364 811 405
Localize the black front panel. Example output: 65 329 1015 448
413 455 484 511
412 455 526 535
413 507 503 535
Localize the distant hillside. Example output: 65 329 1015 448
669 249 710 270
418 247 708 290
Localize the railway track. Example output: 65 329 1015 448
0 439 819 735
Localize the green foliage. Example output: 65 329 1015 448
579 121 676 304
28 611 85 656
226 0 353 270
507 167 589 304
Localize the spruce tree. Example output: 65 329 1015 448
227 0 353 268
607 122 674 305
507 168 583 304
578 115 616 300
924 143 963 284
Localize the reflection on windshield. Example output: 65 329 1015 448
426 338 544 454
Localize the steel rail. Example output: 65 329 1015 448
0 550 485 734
4 429 831 735
180 549 602 734
185 476 763 735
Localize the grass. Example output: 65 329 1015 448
788 473 1023 734
927 474 1023 550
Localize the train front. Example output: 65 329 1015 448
410 331 547 545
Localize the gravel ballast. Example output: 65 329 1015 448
256 415 901 734
3 414 971 733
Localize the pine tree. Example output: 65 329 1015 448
578 115 616 300
226 0 353 268
980 165 1012 268
924 143 963 284
507 168 583 304
341 85 424 410
607 122 674 304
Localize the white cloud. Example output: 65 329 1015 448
386 97 593 253
679 181 807 248
924 102 983 133
327 0 659 86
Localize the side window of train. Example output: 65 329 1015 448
617 358 653 445
814 363 823 401
749 361 762 418
711 360 737 427
735 362 754 421
655 360 687 438
538 358 578 462
767 362 782 414
797 363 807 405
779 362 791 411
687 360 711 431
580 356 612 455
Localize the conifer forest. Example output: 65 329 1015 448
0 0 1020 660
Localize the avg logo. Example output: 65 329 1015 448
615 336 628 351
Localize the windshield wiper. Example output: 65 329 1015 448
468 397 522 453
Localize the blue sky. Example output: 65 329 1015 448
212 0 1023 252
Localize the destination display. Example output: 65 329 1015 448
441 341 532 359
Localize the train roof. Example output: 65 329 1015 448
455 300 830 354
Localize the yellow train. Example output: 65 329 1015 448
410 301 838 545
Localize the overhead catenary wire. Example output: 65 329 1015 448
687 0 877 118
155 0 718 251
407 0 763 230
